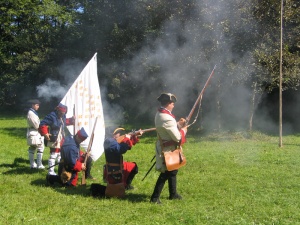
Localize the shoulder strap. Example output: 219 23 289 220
59 118 64 137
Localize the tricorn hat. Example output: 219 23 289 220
113 127 126 135
157 93 177 104
28 99 41 105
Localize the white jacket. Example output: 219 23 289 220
27 109 41 138
154 110 182 172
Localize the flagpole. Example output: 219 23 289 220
73 104 76 135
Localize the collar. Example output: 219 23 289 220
158 107 175 118
29 108 38 116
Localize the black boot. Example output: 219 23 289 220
46 174 62 185
85 156 96 180
168 170 182 200
150 172 168 204
91 183 106 198
125 163 138 190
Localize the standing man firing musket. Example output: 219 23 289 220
148 66 216 204
150 93 188 204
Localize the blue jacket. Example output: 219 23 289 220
104 138 131 164
39 111 67 142
61 136 81 172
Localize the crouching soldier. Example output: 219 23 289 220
46 127 88 187
91 127 142 198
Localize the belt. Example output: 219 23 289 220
162 140 178 147
106 162 122 175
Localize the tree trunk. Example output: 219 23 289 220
217 80 222 131
249 82 257 131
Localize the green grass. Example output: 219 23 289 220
1 117 300 224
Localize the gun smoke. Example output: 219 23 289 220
34 0 299 134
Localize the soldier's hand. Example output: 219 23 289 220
177 118 186 129
44 133 51 141
71 116 76 125
135 129 143 136
81 164 86 171
181 126 188 134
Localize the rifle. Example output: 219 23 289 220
46 162 62 170
141 155 156 181
116 127 156 143
81 117 98 185
185 65 216 127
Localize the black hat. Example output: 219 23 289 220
157 93 177 104
28 99 41 105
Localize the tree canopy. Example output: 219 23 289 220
1 0 299 132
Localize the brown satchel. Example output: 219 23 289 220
163 148 186 171
105 182 125 198
158 134 187 171
60 165 72 184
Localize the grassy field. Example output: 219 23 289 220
1 116 300 224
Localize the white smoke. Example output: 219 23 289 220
36 79 66 101
100 85 125 127
36 58 85 101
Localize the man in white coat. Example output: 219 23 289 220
26 99 45 169
150 93 187 204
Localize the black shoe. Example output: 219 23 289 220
91 183 106 198
125 185 134 190
169 193 182 200
150 198 162 204
46 174 54 185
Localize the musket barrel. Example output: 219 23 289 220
186 65 216 124
116 127 156 143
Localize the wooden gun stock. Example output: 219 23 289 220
81 117 98 185
116 127 156 143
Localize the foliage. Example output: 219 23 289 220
0 0 77 106
0 0 299 131
2 116 300 224
252 0 300 92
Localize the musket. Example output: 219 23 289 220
185 65 216 126
143 66 217 180
116 127 156 143
141 155 156 181
46 162 62 170
142 161 156 181
81 116 98 185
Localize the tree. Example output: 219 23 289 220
0 0 76 108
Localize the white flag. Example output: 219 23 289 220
60 53 105 161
